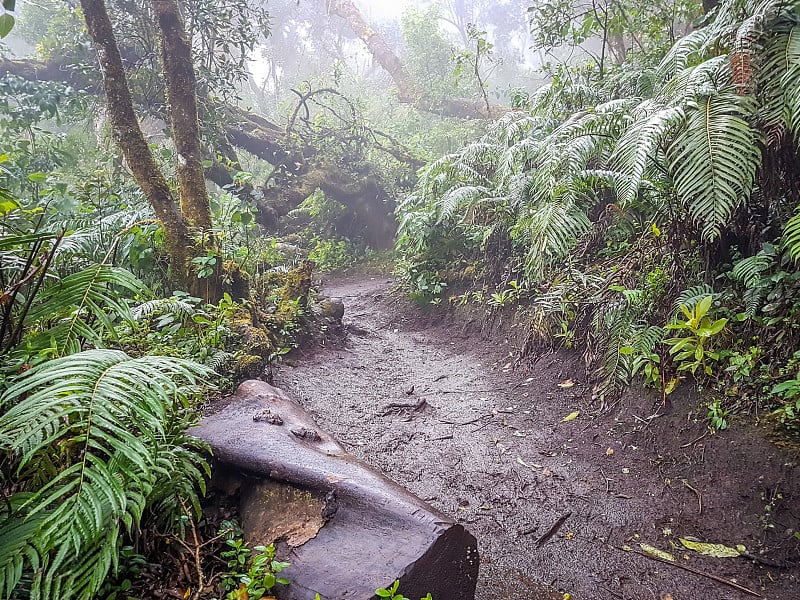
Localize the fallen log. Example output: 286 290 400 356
191 380 479 600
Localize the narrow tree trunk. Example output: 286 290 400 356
79 0 196 291
151 0 213 232
329 0 417 102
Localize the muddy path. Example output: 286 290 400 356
274 275 799 600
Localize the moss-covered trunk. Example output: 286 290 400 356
152 0 213 233
152 0 221 301
80 0 197 292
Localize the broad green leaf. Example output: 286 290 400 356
0 198 19 215
0 14 13 38
696 295 713 320
26 172 47 183
707 318 727 335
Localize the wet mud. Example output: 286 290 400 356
274 275 800 600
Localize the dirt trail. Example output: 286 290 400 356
274 276 799 600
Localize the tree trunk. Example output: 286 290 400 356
79 0 196 292
328 0 417 102
152 0 222 301
151 0 213 232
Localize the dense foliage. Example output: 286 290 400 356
397 0 800 431
2 0 800 597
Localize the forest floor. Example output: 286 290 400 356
273 273 800 600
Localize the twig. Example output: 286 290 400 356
437 413 492 426
627 548 763 598
681 479 703 514
471 419 494 433
600 468 612 494
680 431 708 448
177 499 206 600
437 388 507 394
536 511 572 548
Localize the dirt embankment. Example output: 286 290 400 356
274 275 799 600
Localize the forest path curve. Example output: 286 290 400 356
274 275 799 600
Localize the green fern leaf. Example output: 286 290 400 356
612 102 685 206
20 265 146 360
0 349 209 600
667 89 760 241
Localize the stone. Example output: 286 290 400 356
191 380 479 600
317 297 345 321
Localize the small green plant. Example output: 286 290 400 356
724 346 762 385
488 280 522 307
192 252 219 279
404 268 447 305
308 238 362 271
375 580 433 600
625 348 663 389
220 539 290 600
707 399 730 431
771 370 800 434
97 546 147 600
664 296 727 376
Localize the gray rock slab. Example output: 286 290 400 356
191 380 479 600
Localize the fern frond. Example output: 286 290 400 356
667 89 760 241
517 194 592 280
779 26 800 135
783 208 800 260
731 245 776 286
611 103 685 206
131 296 197 322
674 284 716 311
657 29 712 82
21 265 147 359
755 23 800 133
435 185 490 224
0 349 209 600
207 349 233 371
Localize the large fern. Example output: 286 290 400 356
0 349 210 600
16 265 146 362
667 85 761 241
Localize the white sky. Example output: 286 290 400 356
354 0 426 22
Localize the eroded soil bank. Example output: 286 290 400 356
274 275 799 600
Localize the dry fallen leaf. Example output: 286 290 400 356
558 379 575 388
564 531 574 540
542 468 553 477
605 447 614 456
679 538 744 558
